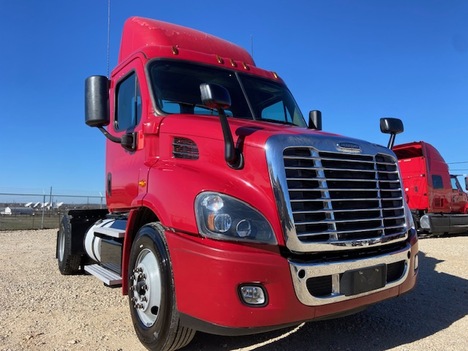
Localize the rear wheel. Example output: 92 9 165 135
128 223 195 351
57 215 82 275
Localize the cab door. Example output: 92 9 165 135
450 175 467 213
429 174 451 213
106 58 148 210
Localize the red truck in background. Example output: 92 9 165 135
393 141 468 236
56 17 418 351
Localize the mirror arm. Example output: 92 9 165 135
388 134 396 149
98 126 121 144
200 83 243 169
217 108 243 169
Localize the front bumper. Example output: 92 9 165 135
166 230 418 334
290 243 412 306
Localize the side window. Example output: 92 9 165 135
432 175 444 189
115 72 141 131
450 177 461 191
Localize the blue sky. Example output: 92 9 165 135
1 0 467 197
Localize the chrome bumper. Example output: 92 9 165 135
289 244 411 306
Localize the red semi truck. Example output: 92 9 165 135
56 17 418 351
393 141 468 236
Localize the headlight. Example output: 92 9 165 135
195 192 277 244
404 201 415 231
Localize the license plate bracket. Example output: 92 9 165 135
340 264 387 296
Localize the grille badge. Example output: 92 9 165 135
336 142 362 153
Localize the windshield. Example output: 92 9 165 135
149 60 306 127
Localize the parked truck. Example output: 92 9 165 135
393 141 468 236
56 17 418 351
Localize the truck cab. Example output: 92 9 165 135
58 17 418 351
393 141 468 235
450 175 468 213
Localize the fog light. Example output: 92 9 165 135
414 253 419 271
239 285 266 305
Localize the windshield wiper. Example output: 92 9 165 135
260 118 298 126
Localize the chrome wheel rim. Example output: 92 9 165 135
130 248 162 327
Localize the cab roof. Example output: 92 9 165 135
118 17 255 66
393 141 446 164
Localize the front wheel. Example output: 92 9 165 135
128 223 195 351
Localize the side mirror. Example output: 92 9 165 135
380 117 404 149
85 75 109 127
200 83 243 169
308 110 322 130
200 83 231 110
465 176 468 191
85 75 123 147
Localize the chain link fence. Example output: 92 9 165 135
0 190 105 231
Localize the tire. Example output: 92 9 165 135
57 214 82 275
128 223 195 351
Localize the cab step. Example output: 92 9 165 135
84 264 122 286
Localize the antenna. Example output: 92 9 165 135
250 35 254 59
106 0 112 78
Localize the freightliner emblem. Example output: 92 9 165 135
336 142 362 153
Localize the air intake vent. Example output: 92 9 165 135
283 147 406 245
173 137 199 160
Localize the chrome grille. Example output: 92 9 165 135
283 147 406 244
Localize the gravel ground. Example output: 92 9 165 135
0 229 466 351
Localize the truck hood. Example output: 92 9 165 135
158 114 389 156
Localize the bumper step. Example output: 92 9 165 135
84 264 122 286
